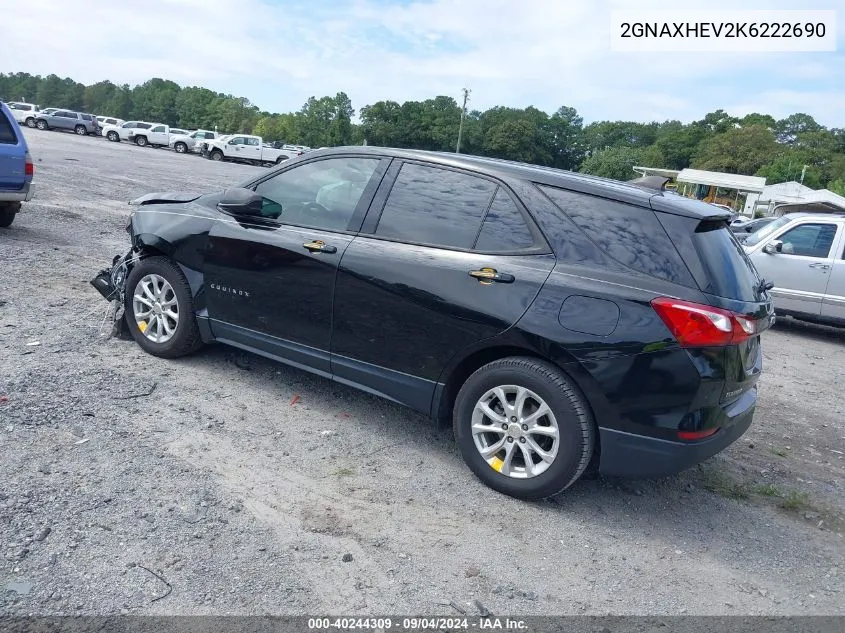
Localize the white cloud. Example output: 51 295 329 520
3 0 843 126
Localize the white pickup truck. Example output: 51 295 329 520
101 121 172 147
201 134 294 166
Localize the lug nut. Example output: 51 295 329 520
501 423 508 430
521 424 528 431
519 437 526 443
507 437 514 443
510 416 517 422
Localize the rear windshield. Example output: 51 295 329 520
0 109 18 144
658 214 762 301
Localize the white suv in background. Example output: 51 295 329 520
96 116 125 134
7 102 40 128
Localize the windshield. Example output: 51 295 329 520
743 216 791 247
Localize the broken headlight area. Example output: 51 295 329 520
90 249 136 338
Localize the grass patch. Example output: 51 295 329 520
331 467 356 478
750 483 782 497
779 490 811 512
700 471 750 500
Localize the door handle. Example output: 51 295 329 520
809 263 830 270
469 267 514 284
303 240 337 254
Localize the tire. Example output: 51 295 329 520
0 204 18 228
275 156 288 165
210 150 223 161
35 119 48 130
123 256 203 359
135 135 148 147
25 117 36 128
107 131 119 142
74 125 87 136
174 142 187 153
453 356 595 500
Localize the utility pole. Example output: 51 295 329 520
456 87 470 154
800 164 809 186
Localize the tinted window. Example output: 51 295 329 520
137 123 152 129
376 163 496 249
81 114 92 121
0 110 18 144
657 214 762 301
540 185 695 287
230 137 246 145
253 157 380 231
475 188 535 251
777 223 838 258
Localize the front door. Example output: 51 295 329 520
749 220 841 316
148 124 169 145
204 155 386 374
331 161 555 414
821 226 845 322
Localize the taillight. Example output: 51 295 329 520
677 427 719 441
651 297 756 347
25 152 34 176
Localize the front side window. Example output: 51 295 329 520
151 125 166 133
375 163 496 249
777 223 838 258
230 137 246 145
137 123 152 129
122 121 138 128
253 157 380 231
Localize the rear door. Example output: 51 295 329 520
0 107 25 190
748 220 840 316
331 161 555 414
821 222 845 322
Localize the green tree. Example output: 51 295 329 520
579 146 647 181
692 125 779 174
775 113 823 144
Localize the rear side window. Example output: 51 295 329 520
0 109 18 144
375 163 496 249
81 114 92 121
657 214 762 301
475 188 535 251
540 185 695 287
137 123 151 129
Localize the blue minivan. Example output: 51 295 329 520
0 101 35 227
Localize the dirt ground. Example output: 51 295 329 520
1 130 843 616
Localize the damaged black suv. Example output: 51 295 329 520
92 147 774 500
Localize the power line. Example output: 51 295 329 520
456 87 470 154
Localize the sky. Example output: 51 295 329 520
4 0 843 126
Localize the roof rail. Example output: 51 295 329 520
628 175 670 192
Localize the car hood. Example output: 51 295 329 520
129 191 204 206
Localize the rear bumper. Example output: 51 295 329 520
0 182 34 203
598 387 756 478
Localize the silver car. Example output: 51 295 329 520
743 212 845 326
35 110 99 135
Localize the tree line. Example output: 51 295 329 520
2 72 843 194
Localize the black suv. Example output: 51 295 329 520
91 148 774 500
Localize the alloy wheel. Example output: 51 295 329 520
132 274 179 343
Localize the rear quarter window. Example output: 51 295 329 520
0 110 18 144
539 185 695 287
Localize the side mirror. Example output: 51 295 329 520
763 240 783 255
217 188 263 217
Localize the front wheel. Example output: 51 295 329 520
74 125 87 136
453 357 595 500
174 142 187 153
35 119 48 130
210 150 223 161
25 117 36 128
107 131 119 142
134 135 148 147
123 257 203 358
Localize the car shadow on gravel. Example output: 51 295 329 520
771 317 845 344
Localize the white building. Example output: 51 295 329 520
743 181 845 216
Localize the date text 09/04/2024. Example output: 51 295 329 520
307 617 529 630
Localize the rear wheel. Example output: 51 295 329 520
210 150 223 161
35 119 48 130
74 125 86 135
124 257 203 358
135 135 148 147
453 357 595 500
25 117 35 128
106 131 119 142
174 142 187 153
0 203 19 228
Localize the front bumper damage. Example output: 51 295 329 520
90 249 135 337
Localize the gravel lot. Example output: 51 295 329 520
1 130 843 616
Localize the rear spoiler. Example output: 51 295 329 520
628 175 670 192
